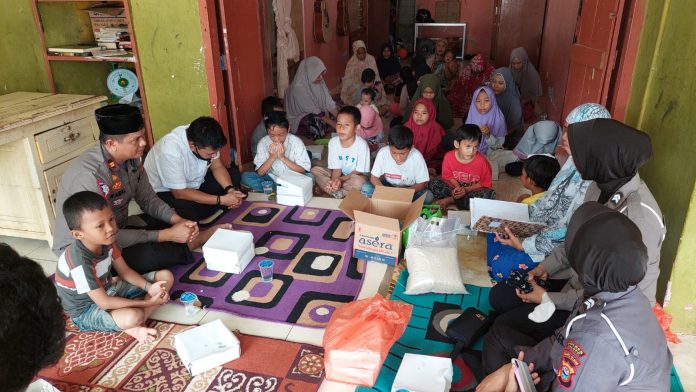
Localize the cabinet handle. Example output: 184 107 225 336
63 132 81 142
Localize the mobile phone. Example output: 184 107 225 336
511 358 537 392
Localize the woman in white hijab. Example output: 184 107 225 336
339 40 388 107
505 120 563 176
285 56 337 140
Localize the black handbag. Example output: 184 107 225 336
446 307 494 359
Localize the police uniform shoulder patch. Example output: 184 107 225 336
557 339 586 389
96 178 110 199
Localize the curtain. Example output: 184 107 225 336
273 0 300 98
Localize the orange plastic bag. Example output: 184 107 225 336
323 294 413 386
653 304 681 344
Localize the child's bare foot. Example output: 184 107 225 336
189 223 232 250
126 326 158 344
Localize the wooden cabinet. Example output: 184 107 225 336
0 92 106 244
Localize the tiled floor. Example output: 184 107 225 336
5 191 694 391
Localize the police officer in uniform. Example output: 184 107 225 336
478 203 672 391
52 104 230 273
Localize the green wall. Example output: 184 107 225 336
130 0 211 140
0 0 50 94
625 0 696 333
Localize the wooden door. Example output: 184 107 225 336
492 0 547 67
561 0 624 119
367 0 390 57
217 0 273 166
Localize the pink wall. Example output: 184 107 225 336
416 0 495 58
537 0 580 122
301 0 351 89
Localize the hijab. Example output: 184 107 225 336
514 120 562 159
400 66 418 100
404 74 453 130
285 56 336 133
569 118 653 204
447 54 496 118
340 40 386 105
464 86 507 153
376 43 401 79
405 98 445 160
565 103 611 125
492 67 523 131
565 202 647 296
358 105 383 140
510 47 542 102
411 55 432 80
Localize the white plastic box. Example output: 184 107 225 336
202 229 254 274
391 353 453 392
276 171 313 206
174 319 241 375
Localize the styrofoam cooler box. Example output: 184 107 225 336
174 319 241 375
203 229 254 273
276 171 313 206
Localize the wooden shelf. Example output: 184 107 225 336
47 55 134 63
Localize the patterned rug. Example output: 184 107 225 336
38 319 325 391
357 269 491 392
359 270 686 392
170 201 365 328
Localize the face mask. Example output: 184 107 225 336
192 147 219 162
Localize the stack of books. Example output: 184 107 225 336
94 27 130 50
47 45 101 57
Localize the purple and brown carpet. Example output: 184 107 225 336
170 201 365 328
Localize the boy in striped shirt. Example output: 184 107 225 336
55 191 173 343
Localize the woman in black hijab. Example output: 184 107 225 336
376 43 401 85
566 118 664 304
479 203 672 392
568 118 652 204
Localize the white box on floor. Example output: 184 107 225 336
391 353 453 392
203 229 254 274
276 171 313 206
306 144 324 160
174 319 241 376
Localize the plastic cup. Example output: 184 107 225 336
179 291 199 316
259 259 274 283
261 180 274 196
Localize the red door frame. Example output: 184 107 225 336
197 0 274 169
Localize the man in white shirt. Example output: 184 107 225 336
242 111 312 191
361 125 433 203
144 117 245 221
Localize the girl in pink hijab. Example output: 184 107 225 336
357 104 383 149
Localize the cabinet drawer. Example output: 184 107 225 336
34 117 98 164
44 159 73 217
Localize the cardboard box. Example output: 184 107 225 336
174 319 241 376
391 353 453 392
276 171 313 206
203 229 254 274
339 187 425 265
86 5 127 35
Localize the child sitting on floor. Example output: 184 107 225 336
429 124 495 210
357 104 384 150
357 87 380 115
251 96 283 158
361 125 433 203
54 191 173 343
241 111 312 192
311 106 370 199
516 154 560 204
353 68 382 105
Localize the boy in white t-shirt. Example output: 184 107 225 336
311 106 370 199
241 111 312 192
361 125 434 203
